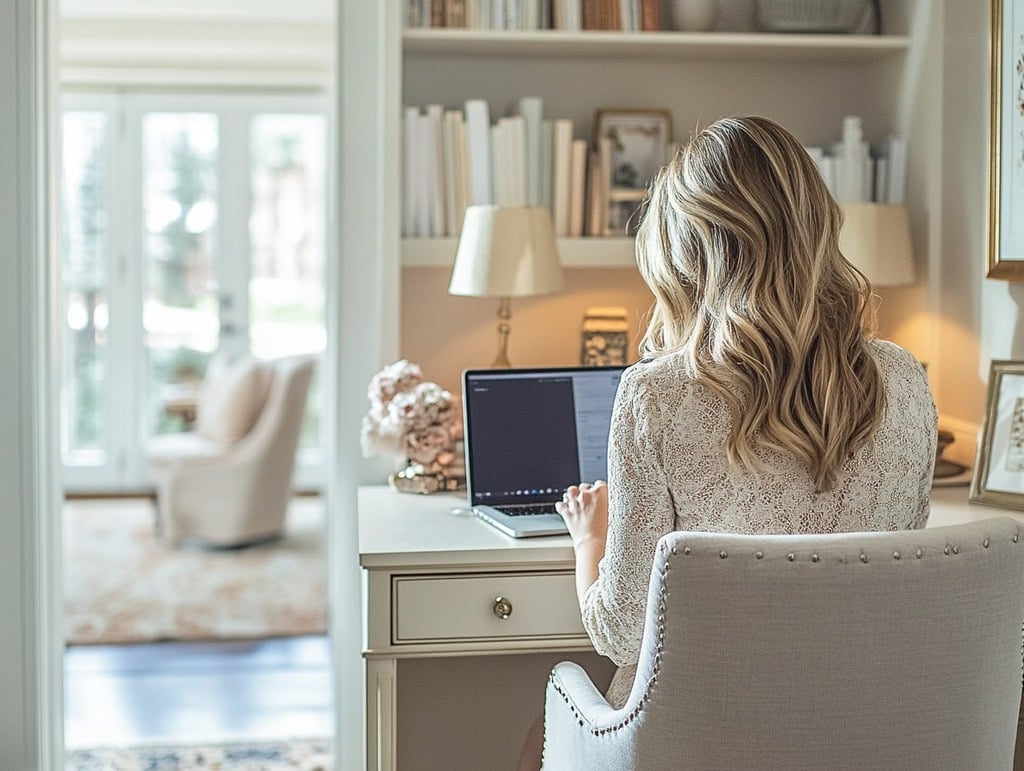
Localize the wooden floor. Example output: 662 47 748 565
64 635 334 748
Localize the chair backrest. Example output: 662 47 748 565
616 520 1024 770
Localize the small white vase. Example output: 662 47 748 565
671 0 718 31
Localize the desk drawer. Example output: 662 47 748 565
393 570 584 644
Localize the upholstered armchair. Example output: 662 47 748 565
542 519 1024 771
148 354 316 547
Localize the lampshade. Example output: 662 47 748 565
839 203 915 286
448 205 564 297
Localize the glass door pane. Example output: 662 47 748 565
61 111 110 464
141 112 219 437
249 114 327 452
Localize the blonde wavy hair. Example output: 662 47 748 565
635 115 884 492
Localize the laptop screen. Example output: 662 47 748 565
462 366 626 507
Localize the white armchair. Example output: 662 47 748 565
542 518 1024 771
148 354 316 547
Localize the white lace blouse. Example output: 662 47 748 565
581 339 938 708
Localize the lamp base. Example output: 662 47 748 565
491 297 512 369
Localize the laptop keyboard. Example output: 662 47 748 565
494 503 559 517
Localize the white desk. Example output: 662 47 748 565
358 483 1024 771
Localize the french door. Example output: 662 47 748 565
60 92 329 492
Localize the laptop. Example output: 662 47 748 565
461 365 627 538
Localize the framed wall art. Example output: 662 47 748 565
593 108 673 235
987 0 1024 280
970 359 1024 509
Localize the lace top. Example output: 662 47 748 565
582 339 938 708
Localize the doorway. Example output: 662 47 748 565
56 0 337 759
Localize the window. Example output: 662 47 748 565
60 93 329 492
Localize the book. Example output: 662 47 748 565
569 138 588 237
445 0 467 26
425 104 447 236
465 98 493 205
442 111 461 236
403 106 420 236
540 119 554 210
552 118 574 235
639 0 659 30
519 96 544 206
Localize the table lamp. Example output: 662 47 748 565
448 205 564 368
838 203 915 286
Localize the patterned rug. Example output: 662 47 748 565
65 737 332 770
63 497 326 645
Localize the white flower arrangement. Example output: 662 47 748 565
360 360 463 467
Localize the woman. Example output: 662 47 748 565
520 115 937 769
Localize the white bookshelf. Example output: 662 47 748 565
403 28 910 61
399 5 923 271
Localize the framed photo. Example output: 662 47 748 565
970 360 1024 509
593 109 673 235
987 0 1024 280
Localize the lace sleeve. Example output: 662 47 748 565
580 365 676 667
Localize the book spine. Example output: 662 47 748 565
518 96 544 206
540 119 554 210
442 111 460 236
464 99 493 205
414 112 432 236
403 106 420 236
425 105 447 236
639 0 659 30
569 138 587 237
552 119 574 235
598 135 613 234
430 0 446 26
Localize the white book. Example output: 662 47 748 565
885 135 907 205
873 156 888 204
425 104 446 237
567 0 581 30
569 138 587 237
492 0 505 29
442 111 461 236
403 106 420 236
492 123 509 206
518 96 544 206
552 118 574 235
540 119 554 210
819 156 837 198
464 99 493 205
619 0 633 30
500 116 527 206
454 116 471 232
414 113 432 237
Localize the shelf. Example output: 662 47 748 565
403 29 909 63
402 237 636 269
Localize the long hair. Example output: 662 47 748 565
635 115 884 492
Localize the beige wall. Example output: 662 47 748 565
400 267 653 392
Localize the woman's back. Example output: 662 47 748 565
615 337 936 537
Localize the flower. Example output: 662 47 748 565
360 360 462 466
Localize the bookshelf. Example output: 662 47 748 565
399 7 921 270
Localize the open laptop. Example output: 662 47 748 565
461 365 627 538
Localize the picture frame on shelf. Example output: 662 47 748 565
970 360 1024 510
987 0 1024 280
593 108 673 235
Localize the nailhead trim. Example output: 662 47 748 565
550 529 1014 741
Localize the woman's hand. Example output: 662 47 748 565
556 480 609 549
556 481 608 602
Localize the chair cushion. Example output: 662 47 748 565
194 355 270 444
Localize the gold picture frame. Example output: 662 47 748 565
987 0 1024 280
970 360 1024 510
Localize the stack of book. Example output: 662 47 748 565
405 0 662 31
403 97 639 240
805 116 907 205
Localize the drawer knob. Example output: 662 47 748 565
493 596 513 620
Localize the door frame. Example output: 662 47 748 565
15 0 395 768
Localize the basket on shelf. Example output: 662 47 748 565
755 0 871 33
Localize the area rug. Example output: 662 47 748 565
65 737 332 771
63 497 326 645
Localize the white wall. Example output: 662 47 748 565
0 1 62 769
